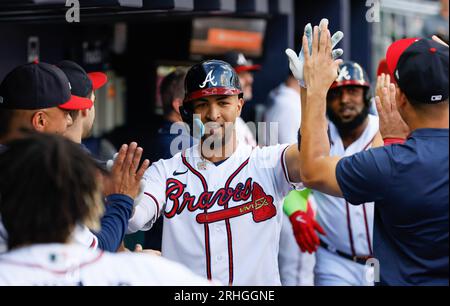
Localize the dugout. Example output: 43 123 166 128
0 0 374 250
0 0 373 140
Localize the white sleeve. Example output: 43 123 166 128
127 160 167 233
71 224 98 250
258 144 304 201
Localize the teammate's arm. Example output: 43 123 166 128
298 22 345 197
284 19 344 185
94 143 150 251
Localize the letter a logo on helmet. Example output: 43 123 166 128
179 60 243 137
182 60 243 103
199 70 218 88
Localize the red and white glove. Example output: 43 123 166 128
289 202 326 254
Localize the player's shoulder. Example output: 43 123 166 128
250 143 290 158
247 143 291 168
110 252 215 285
143 148 190 180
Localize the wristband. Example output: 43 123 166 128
283 189 311 216
383 138 405 146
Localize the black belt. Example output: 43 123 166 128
320 240 372 265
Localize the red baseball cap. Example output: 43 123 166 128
56 61 108 110
88 72 108 90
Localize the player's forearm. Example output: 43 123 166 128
93 194 134 252
300 92 330 185
127 192 160 233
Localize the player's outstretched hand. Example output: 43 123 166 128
103 142 150 199
302 19 343 95
375 74 410 140
286 18 344 88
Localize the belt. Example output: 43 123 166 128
320 240 372 265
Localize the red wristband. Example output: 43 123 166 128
383 138 406 146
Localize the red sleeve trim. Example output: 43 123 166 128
144 192 160 216
280 146 291 185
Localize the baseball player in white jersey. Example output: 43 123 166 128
0 243 213 286
126 59 311 286
222 51 260 148
313 61 378 286
265 75 316 286
287 60 380 286
0 133 212 286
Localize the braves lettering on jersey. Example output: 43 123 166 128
0 243 213 285
313 114 378 286
128 143 301 285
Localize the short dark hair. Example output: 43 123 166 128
160 68 187 116
68 90 92 122
0 132 103 250
0 108 16 139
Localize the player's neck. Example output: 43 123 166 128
64 123 83 144
200 130 238 163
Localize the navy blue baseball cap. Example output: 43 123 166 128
56 60 107 99
386 38 449 104
0 62 93 110
223 51 261 73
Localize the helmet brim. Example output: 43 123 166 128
184 87 242 102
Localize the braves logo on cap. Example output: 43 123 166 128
237 53 248 66
337 66 351 82
199 70 218 89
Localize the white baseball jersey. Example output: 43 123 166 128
265 82 316 286
0 222 98 253
0 243 213 286
128 142 301 285
235 116 257 148
313 114 378 286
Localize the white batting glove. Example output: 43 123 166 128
286 18 344 88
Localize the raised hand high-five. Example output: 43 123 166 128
375 74 410 141
103 142 150 199
286 18 344 88
302 19 343 95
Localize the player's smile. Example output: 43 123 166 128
204 122 223 135
192 94 244 141
338 104 360 121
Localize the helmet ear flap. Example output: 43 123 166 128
364 87 372 106
179 105 191 124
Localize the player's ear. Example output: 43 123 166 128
31 111 47 132
172 98 183 115
236 96 244 116
396 88 408 110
